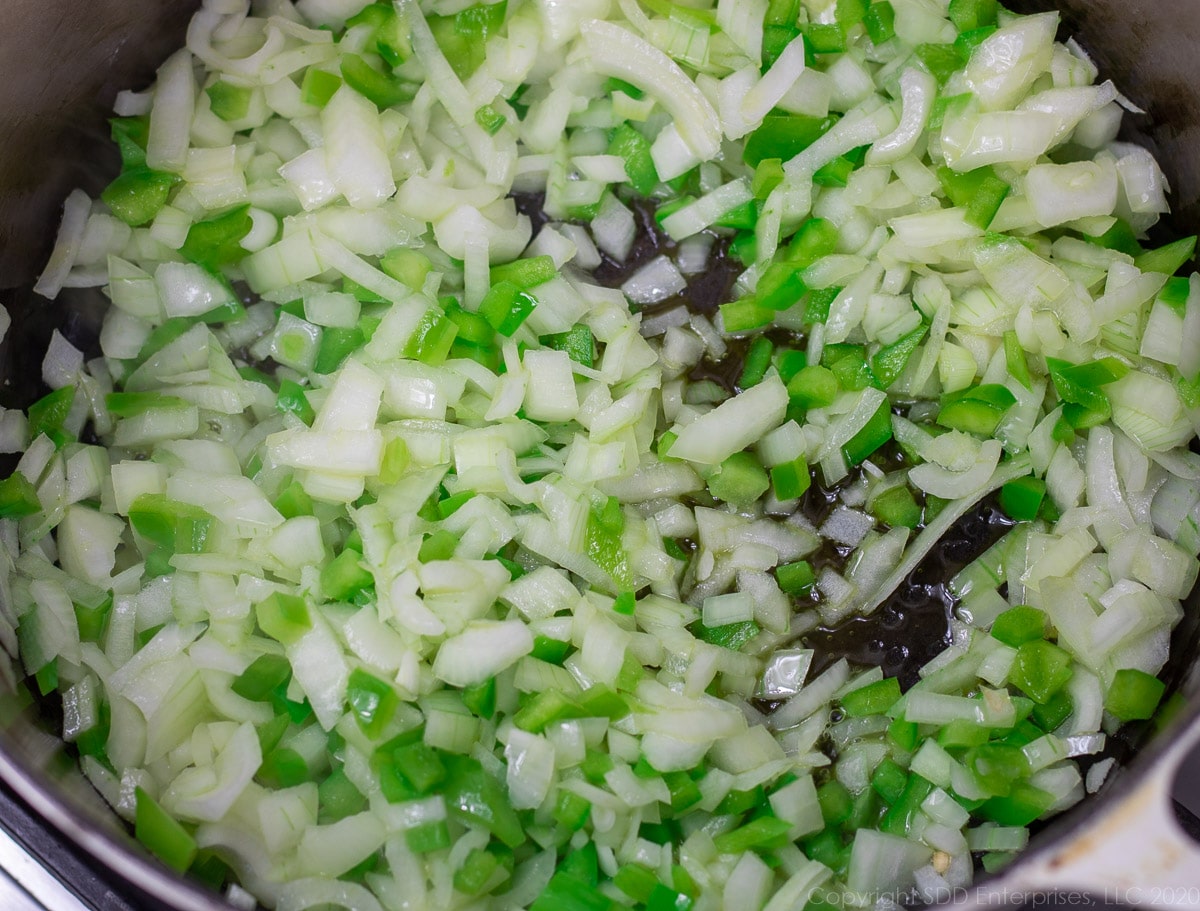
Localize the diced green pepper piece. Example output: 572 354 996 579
232 654 292 702
966 742 1029 797
181 205 253 269
346 668 399 738
777 560 815 595
739 336 774 389
999 477 1046 522
206 79 254 121
462 677 497 720
694 620 759 651
719 298 774 333
871 325 928 388
1031 689 1073 732
804 22 846 53
712 816 792 853
770 455 812 501
841 677 902 717
135 787 196 873
1106 668 1166 721
871 485 921 529
709 452 770 506
490 254 557 290
405 818 451 853
0 473 41 519
110 116 150 168
1010 640 1074 704
614 864 659 903
102 166 179 227
937 165 1010 229
948 0 999 30
543 325 595 368
843 399 893 466
318 768 366 823
990 605 1047 648
976 782 1054 826
479 281 537 336
340 53 412 108
322 549 374 602
255 592 311 646
128 494 212 556
817 780 853 825
871 758 909 804
28 386 76 447
786 217 841 268
864 1 895 43
756 262 807 311
787 364 838 408
443 754 526 848
273 480 314 519
888 717 920 752
743 115 838 169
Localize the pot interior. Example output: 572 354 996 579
1 1 1200 906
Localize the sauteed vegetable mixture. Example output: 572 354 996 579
8 0 1200 908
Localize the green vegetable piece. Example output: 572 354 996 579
514 689 579 733
663 770 703 812
554 789 592 831
275 379 316 425
739 336 774 389
871 486 921 529
836 0 869 28
694 620 759 651
976 782 1054 826
101 166 179 227
770 455 812 501
871 324 928 388
585 499 632 589
255 592 312 646
299 67 342 107
1136 236 1197 274
479 281 538 336
814 154 857 188
232 654 292 702
578 683 631 719
955 25 997 55
817 779 853 824
454 847 502 895
1031 689 1073 732
841 677 902 717
419 529 458 562
787 364 839 408
105 392 190 418
990 605 1047 648
744 114 838 169
318 768 366 823
135 787 196 873
128 494 212 556
437 490 475 518
804 22 846 53
490 254 557 290
709 452 770 506
531 870 620 911
864 1 896 43
462 677 497 719
752 158 785 201
997 334 1031 395
777 560 816 595
937 383 1017 435
888 717 920 752
612 591 636 615
828 346 873 391
322 550 373 603
999 476 1046 522
405 818 452 854
613 864 658 902
0 473 41 519
878 774 933 836
273 480 314 519
843 399 893 466
206 79 254 120
786 217 841 268
475 103 507 135
340 53 412 108
756 262 807 311
28 386 76 447
394 741 447 794
966 742 1029 797
948 0 998 30
403 309 457 365
713 815 792 853
181 205 253 269
719 298 774 333
936 165 1010 228
443 754 526 848
1106 668 1166 721
871 758 909 804
937 718 990 749
774 349 808 383
647 884 695 911
1010 640 1074 704
381 247 432 290
542 325 595 368
347 668 399 738
110 116 150 168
